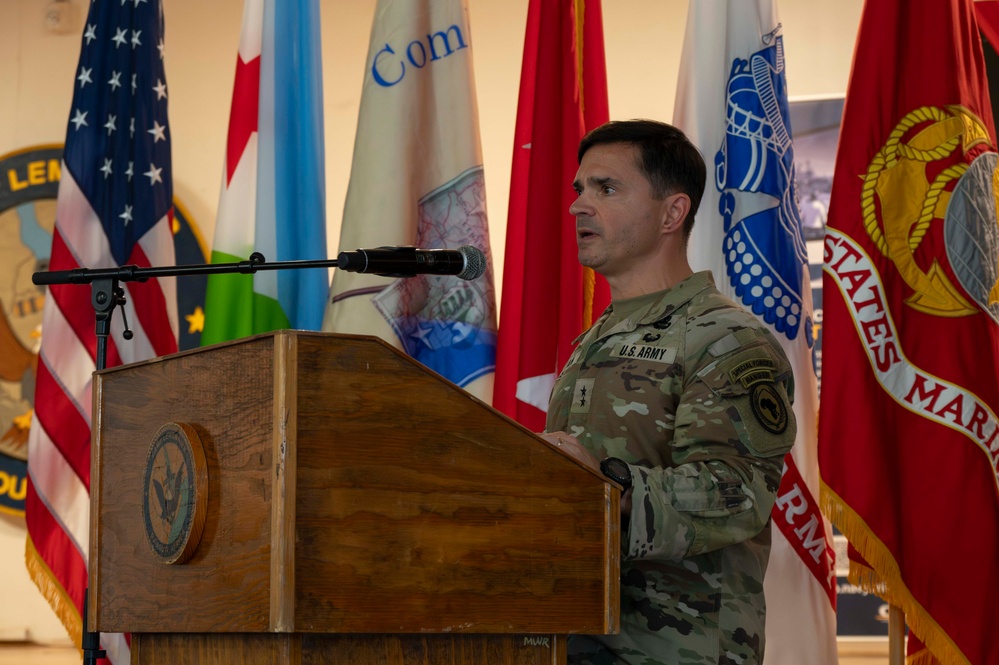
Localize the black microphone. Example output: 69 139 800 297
336 245 486 280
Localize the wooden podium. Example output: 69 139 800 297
88 331 619 664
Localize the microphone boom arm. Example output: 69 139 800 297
31 251 339 286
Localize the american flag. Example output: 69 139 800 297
26 1 178 662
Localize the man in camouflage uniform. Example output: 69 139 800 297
543 120 796 665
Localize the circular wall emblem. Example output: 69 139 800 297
750 383 789 435
0 144 207 515
0 145 61 515
142 422 208 565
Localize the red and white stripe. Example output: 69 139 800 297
27 167 177 665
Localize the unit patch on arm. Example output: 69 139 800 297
728 357 776 388
750 383 789 434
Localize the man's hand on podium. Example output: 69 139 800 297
540 431 597 471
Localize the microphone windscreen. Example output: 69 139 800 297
457 246 486 280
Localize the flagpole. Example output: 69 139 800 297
889 604 905 665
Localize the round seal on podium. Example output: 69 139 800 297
141 422 208 565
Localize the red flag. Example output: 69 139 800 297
819 1 999 663
26 2 178 662
493 0 610 430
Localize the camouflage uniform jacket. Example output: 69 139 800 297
546 271 796 665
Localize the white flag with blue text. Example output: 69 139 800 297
674 1 838 662
322 0 497 401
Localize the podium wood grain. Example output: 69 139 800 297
131 633 567 665
89 331 619 663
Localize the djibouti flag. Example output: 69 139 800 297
202 0 327 345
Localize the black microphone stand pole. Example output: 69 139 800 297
32 252 340 665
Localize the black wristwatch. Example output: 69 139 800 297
600 457 632 491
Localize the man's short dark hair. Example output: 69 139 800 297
577 120 707 238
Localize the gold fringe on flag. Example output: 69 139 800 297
848 557 892 603
582 267 596 330
24 534 83 653
907 646 943 665
574 0 596 334
820 483 969 665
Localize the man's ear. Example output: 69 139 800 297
661 192 691 235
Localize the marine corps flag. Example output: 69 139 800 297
493 0 610 431
322 0 497 402
819 1 999 663
673 1 837 662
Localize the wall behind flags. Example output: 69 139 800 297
0 0 864 306
0 0 865 651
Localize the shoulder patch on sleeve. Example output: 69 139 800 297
698 344 784 393
750 383 790 434
706 328 759 358
697 344 796 458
